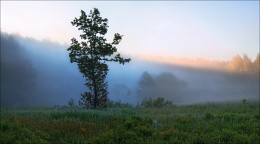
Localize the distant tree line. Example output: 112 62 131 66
227 53 259 73
138 53 259 72
136 72 186 103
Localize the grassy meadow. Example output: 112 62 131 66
1 101 259 144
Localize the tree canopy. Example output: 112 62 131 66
227 53 259 73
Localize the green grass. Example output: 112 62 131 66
1 102 259 144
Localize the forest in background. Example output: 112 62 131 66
1 32 259 108
138 53 259 73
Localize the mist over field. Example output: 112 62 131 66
1 33 259 108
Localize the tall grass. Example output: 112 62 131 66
1 101 259 143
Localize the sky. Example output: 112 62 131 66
1 1 259 61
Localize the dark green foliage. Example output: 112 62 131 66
107 100 133 108
141 97 174 108
0 120 49 144
67 8 130 108
203 111 214 120
1 102 259 143
95 116 154 144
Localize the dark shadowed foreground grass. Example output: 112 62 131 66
1 102 259 144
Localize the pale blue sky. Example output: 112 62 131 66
1 1 259 60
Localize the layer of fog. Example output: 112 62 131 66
1 33 259 107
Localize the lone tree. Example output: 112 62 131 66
67 8 131 108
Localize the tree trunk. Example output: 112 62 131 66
91 39 98 108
